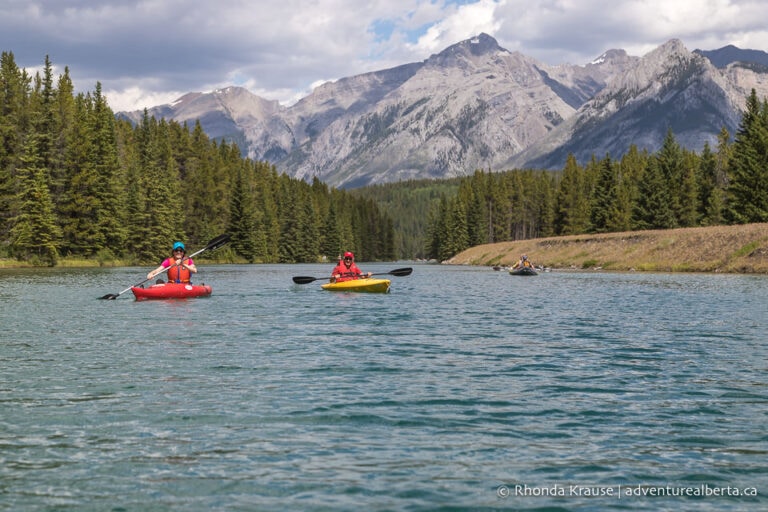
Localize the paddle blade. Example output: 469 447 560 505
205 233 231 251
292 276 319 284
388 267 413 277
99 293 118 300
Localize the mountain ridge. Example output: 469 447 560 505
118 34 768 188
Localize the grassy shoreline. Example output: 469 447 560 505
4 223 767 273
0 255 239 269
445 223 768 274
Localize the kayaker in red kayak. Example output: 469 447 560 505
147 241 198 283
330 251 371 283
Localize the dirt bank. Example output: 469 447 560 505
445 223 768 273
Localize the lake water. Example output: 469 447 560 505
1 264 766 511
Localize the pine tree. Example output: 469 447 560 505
134 114 184 261
228 164 258 261
556 154 590 235
535 172 557 238
0 52 32 244
321 201 342 259
634 159 676 229
678 150 700 227
91 82 127 253
656 129 684 225
59 92 102 255
615 145 646 231
590 155 617 233
727 89 768 223
699 143 728 226
9 132 62 264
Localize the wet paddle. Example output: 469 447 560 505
99 234 231 299
292 267 413 285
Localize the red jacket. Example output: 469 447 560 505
331 260 364 282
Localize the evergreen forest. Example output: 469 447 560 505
391 90 767 261
0 53 395 265
2 53 767 266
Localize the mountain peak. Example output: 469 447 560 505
589 49 629 66
695 44 768 68
429 33 508 63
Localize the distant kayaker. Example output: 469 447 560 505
330 251 371 283
511 254 534 270
147 241 198 283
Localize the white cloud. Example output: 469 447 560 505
1 0 766 112
409 0 504 54
103 86 184 114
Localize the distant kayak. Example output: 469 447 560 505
509 267 538 276
131 282 212 300
321 278 391 293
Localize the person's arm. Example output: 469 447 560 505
147 260 168 279
354 264 371 278
184 258 197 273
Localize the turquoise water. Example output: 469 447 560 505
1 264 766 511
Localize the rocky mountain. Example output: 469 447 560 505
694 44 768 69
118 34 768 188
508 39 768 169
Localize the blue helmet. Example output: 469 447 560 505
172 241 185 252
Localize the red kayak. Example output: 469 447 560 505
131 282 212 300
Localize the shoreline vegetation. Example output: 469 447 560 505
2 224 767 274
0 254 238 269
445 223 768 274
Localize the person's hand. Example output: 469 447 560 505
366 272 372 278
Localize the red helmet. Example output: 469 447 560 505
343 251 354 259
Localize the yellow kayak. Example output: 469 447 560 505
321 278 391 293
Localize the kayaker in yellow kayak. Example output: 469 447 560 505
330 251 372 283
147 241 198 283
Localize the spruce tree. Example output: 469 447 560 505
656 129 684 225
634 159 676 229
556 154 590 235
590 155 617 233
0 52 32 243
615 145 646 231
727 89 768 223
228 164 257 261
697 143 719 225
9 132 62 264
92 82 127 253
59 92 102 255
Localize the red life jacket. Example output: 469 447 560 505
167 259 192 283
331 261 363 282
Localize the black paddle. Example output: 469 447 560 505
292 267 413 285
99 234 231 299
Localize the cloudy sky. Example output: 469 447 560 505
1 0 766 112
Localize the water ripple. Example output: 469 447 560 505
0 265 766 511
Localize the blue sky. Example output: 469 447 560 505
1 0 766 112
